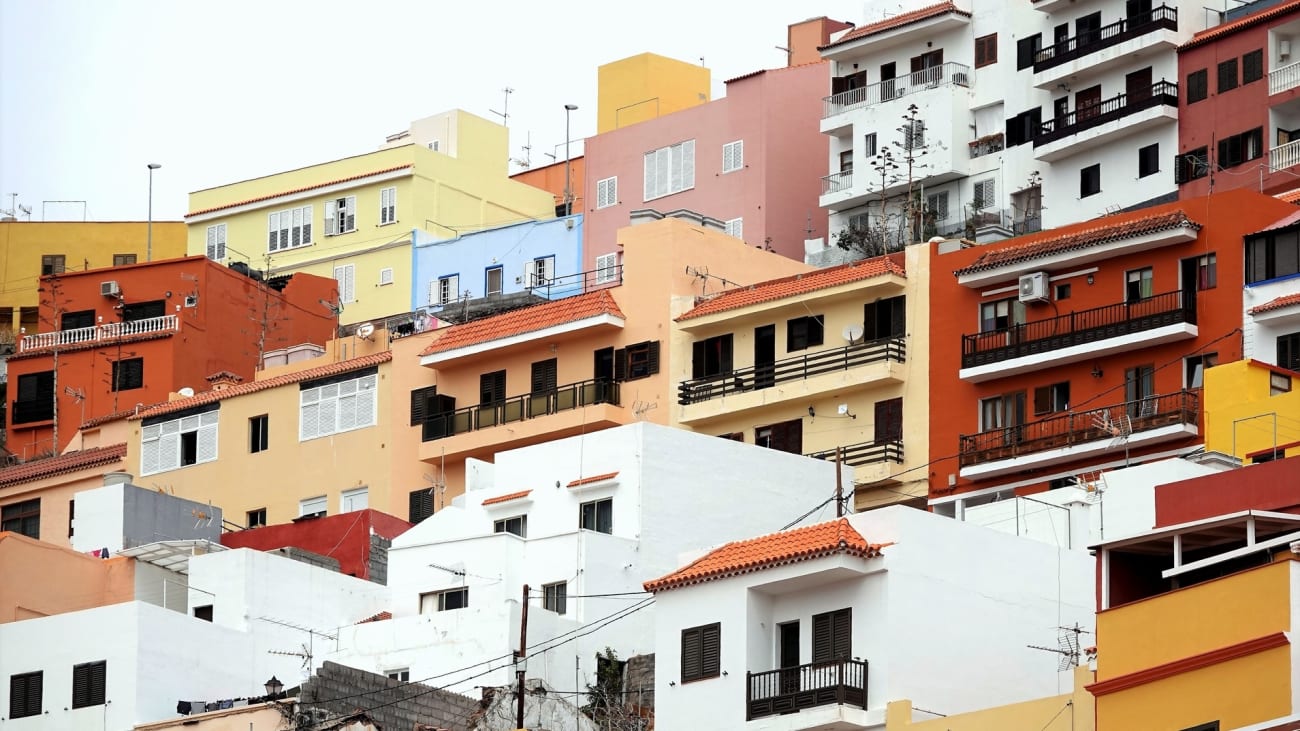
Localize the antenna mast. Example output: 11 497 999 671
489 87 514 128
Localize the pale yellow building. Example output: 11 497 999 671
596 53 711 133
184 110 556 326
1203 359 1300 461
887 667 1095 731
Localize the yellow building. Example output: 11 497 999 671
596 53 711 133
0 221 187 333
184 110 556 326
1204 359 1300 461
887 667 1095 731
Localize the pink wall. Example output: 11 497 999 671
581 63 830 269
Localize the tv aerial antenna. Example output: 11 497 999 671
1028 623 1091 671
490 87 514 128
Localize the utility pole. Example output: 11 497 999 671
516 583 530 730
835 447 844 518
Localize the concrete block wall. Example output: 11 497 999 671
301 661 478 731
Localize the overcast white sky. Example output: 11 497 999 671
0 0 873 222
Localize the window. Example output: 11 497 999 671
247 415 269 453
1125 364 1156 417
325 196 356 235
41 255 65 275
1280 332 1300 371
111 358 144 391
973 178 996 209
62 309 94 330
480 370 507 405
341 487 369 513
246 508 267 528
980 298 1025 333
1270 370 1293 396
903 119 925 150
543 581 568 614
680 623 721 682
1 499 40 539
421 588 469 612
722 140 744 173
378 267 394 287
926 191 950 221
980 392 1025 432
71 661 106 709
1183 253 1217 291
1218 127 1264 169
596 176 618 209
975 33 998 68
530 359 558 399
787 315 824 352
113 254 137 266
863 132 877 158
1218 58 1238 93
206 223 227 260
193 605 213 622
1175 147 1210 183
494 514 527 537
1034 382 1070 415
334 264 356 304
1247 229 1300 283
526 256 556 287
1186 353 1218 388
409 488 435 523
755 418 802 455
1055 283 1071 300
483 266 503 296
267 205 312 251
300 495 327 517
643 139 695 200
13 371 54 424
122 300 164 322
1017 34 1042 70
1080 164 1101 198
724 218 743 240
1187 68 1208 103
140 408 219 476
874 397 903 443
433 274 459 305
387 669 411 682
1178 723 1219 731
580 498 613 534
1243 49 1264 84
865 295 906 340
1005 107 1042 147
812 608 852 662
379 186 397 225
299 370 379 441
68 499 74 538
595 253 619 284
692 334 733 379
616 340 660 381
1126 267 1153 302
1138 143 1159 178
9 671 42 719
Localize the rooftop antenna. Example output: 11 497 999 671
511 131 533 169
489 87 514 128
1028 624 1091 671
17 205 31 221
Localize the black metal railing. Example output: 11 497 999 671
961 290 1195 369
958 390 1199 467
1036 81 1178 147
678 337 906 406
1012 216 1043 235
528 265 624 299
807 439 903 467
421 379 620 442
747 659 868 721
1034 6 1177 72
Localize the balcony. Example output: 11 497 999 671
807 439 902 467
747 659 868 722
821 62 971 131
821 170 853 196
1033 81 1178 162
1032 6 1178 86
958 390 1200 480
1270 60 1300 96
18 315 180 352
1272 138 1300 172
423 379 619 442
959 290 1197 382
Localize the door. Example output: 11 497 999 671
778 622 800 693
1054 97 1069 124
1180 256 1200 310
1126 0 1152 22
910 50 943 84
1075 85 1102 122
1075 12 1102 47
1126 67 1152 105
880 62 897 100
754 325 776 389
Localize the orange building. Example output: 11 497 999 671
509 155 586 217
0 530 138 622
5 256 338 459
925 189 1298 513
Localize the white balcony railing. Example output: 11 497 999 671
823 62 971 118
1272 138 1300 172
19 315 180 352
821 170 854 195
1270 60 1300 95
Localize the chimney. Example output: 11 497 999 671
104 471 133 487
205 371 244 391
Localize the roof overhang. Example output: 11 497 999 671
117 539 228 575
419 313 625 367
186 167 413 224
821 12 971 60
1093 509 1300 553
956 223 1199 287
676 274 907 332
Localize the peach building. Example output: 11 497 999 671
0 442 129 548
0 531 137 622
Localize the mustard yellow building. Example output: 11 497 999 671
1204 359 1300 462
887 667 1095 731
184 110 556 326
0 221 187 333
596 53 711 133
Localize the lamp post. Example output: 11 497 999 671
563 105 578 216
146 163 161 262
264 676 283 699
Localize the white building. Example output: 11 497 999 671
818 0 1235 246
1243 211 1300 368
327 422 854 695
645 506 1092 731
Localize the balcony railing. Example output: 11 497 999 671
747 659 868 721
1013 215 1043 235
822 170 854 195
678 337 905 406
421 378 620 442
526 265 624 300
961 290 1195 369
969 133 1005 158
1271 138 1300 172
1270 60 1300 95
1033 6 1177 72
823 62 971 117
1036 81 1178 147
807 439 903 467
958 390 1199 467
19 315 180 352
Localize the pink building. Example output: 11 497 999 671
580 60 832 269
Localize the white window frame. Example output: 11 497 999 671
299 372 379 441
863 133 877 158
300 495 327 517
595 253 620 284
722 140 744 173
526 257 555 287
486 266 504 296
334 264 356 304
433 275 459 305
378 267 394 286
927 191 950 221
140 410 219 477
386 668 410 682
342 487 369 513
643 139 696 201
206 223 227 261
325 196 357 236
724 218 743 240
268 205 313 252
596 176 618 209
543 581 568 615
420 588 468 613
973 179 996 209
379 187 397 225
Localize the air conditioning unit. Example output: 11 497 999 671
1018 272 1050 303
100 280 121 297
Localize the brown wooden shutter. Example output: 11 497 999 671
874 398 903 442
409 489 435 523
647 340 661 375
890 296 907 338
812 609 852 662
681 627 702 680
410 386 437 426
614 348 628 382
692 341 706 379
531 358 558 394
701 623 721 678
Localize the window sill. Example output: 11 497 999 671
377 221 399 228
10 418 54 431
643 186 696 203
324 230 358 237
269 242 314 253
721 168 743 175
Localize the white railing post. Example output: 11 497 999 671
1270 60 1300 95
1271 138 1300 172
18 314 180 352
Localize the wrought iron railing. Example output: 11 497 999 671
807 439 903 467
1036 81 1178 147
1034 5 1177 72
821 170 854 195
19 315 180 352
1013 216 1043 235
747 659 868 721
528 265 624 299
961 290 1195 369
958 390 1199 467
421 378 620 442
678 337 905 406
822 62 971 117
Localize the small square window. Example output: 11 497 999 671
107 357 142 392
9 671 42 719
1055 283 1071 300
975 33 998 68
41 255 65 275
387 669 411 682
543 581 568 614
580 498 613 534
193 605 214 622
1185 353 1218 388
787 316 825 352
249 415 269 453
420 588 468 612
1187 69 1208 103
1138 143 1159 178
71 661 106 709
246 508 267 528
113 254 137 266
1218 58 1238 93
1080 164 1101 198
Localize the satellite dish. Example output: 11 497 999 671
842 323 865 343
356 322 376 340
178 387 195 398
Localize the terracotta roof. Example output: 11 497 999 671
419 290 625 357
723 61 826 85
677 255 905 321
81 408 158 430
482 489 532 506
356 611 391 624
1251 292 1300 315
0 444 127 488
185 165 413 217
1275 187 1300 204
567 472 619 488
131 352 391 421
205 370 244 383
643 518 888 593
1180 0 1300 51
953 210 1200 276
820 2 970 50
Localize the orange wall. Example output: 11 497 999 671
787 17 854 67
510 157 585 215
0 466 121 549
0 531 136 622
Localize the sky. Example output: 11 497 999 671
0 0 874 222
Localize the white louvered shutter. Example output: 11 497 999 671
731 140 742 170
429 279 439 305
644 153 656 200
344 196 356 232
334 265 355 304
670 144 684 193
301 387 321 440
197 415 218 464
325 200 338 236
141 424 161 475
656 147 670 197
681 140 695 190
159 419 182 472
338 380 358 432
206 226 217 259
356 375 377 427
542 257 555 282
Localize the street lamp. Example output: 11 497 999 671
563 105 578 217
264 676 283 698
146 163 161 262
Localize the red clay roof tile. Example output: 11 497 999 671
643 518 888 593
419 290 625 357
130 352 391 421
482 490 533 506
185 165 413 218
1251 292 1300 315
0 444 127 488
821 2 970 50
677 255 904 321
1180 0 1300 51
356 611 392 624
567 472 619 488
1275 187 1300 204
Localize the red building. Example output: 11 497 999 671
221 509 412 582
1155 455 1300 526
926 189 1297 515
6 256 337 459
1176 0 1300 197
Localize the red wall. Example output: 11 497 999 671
221 509 413 580
1155 456 1300 526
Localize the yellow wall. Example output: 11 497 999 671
0 221 188 331
887 667 1094 731
597 53 711 133
1204 359 1300 459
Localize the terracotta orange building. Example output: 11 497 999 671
5 256 337 459
926 189 1297 514
510 155 586 217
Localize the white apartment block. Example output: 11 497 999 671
819 0 1235 245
